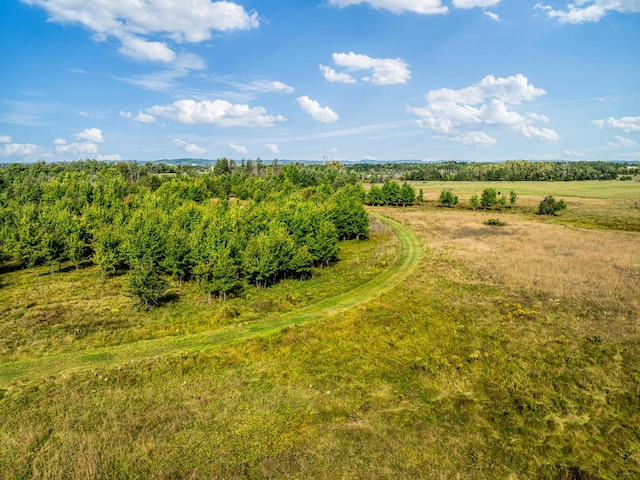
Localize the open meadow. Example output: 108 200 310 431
1 181 639 479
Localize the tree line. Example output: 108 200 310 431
0 161 369 308
351 160 638 183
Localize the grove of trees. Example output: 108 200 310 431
0 160 369 308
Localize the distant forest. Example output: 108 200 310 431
350 160 639 182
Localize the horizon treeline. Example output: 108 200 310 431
0 160 369 307
350 160 638 182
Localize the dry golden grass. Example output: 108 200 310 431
376 205 640 338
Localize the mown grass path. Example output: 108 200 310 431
0 213 422 386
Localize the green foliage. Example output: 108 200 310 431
538 195 567 215
399 182 416 206
365 185 384 206
480 188 498 208
126 258 169 310
381 180 401 206
484 218 507 226
509 190 518 207
469 194 480 210
438 188 459 207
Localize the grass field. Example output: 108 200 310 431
1 182 640 479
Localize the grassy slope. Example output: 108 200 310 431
1 193 639 479
0 214 422 385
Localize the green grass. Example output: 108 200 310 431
408 179 640 200
1 196 639 479
0 214 422 385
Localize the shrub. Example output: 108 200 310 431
538 195 567 215
469 194 479 210
480 188 498 208
439 188 458 207
484 218 507 226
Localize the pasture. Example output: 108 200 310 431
1 181 639 479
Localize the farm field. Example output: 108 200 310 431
1 181 640 479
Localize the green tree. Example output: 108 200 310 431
538 195 567 215
127 257 169 310
381 180 401 206
469 194 479 210
509 190 518 208
306 220 339 267
365 185 384 206
399 182 416 207
480 188 498 208
439 188 458 208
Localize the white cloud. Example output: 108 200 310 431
319 65 357 84
608 136 637 147
536 1 640 24
451 131 497 147
593 115 640 133
53 138 67 145
297 96 340 124
74 127 104 143
410 73 557 145
120 110 156 123
55 141 99 156
241 80 295 93
0 135 12 143
97 153 123 161
229 143 248 155
327 0 449 14
133 111 156 123
23 0 259 63
148 99 286 127
484 11 501 21
331 52 411 85
264 143 280 154
173 138 207 155
118 35 176 63
453 0 500 8
1 142 40 157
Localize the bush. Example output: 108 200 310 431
484 218 507 226
538 195 567 215
480 188 498 208
439 188 458 207
469 194 479 210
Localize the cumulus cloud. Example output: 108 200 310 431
327 0 449 14
0 135 12 143
97 153 123 161
297 96 340 124
173 138 207 155
453 0 500 8
319 65 357 84
409 73 557 147
22 0 259 63
593 115 640 133
1 142 40 157
484 11 501 21
52 128 106 157
74 127 104 143
607 136 637 147
121 110 156 123
329 52 411 85
535 1 640 24
147 99 286 127
264 143 280 154
229 142 248 155
55 141 99 156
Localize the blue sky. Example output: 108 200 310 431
1 0 639 163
